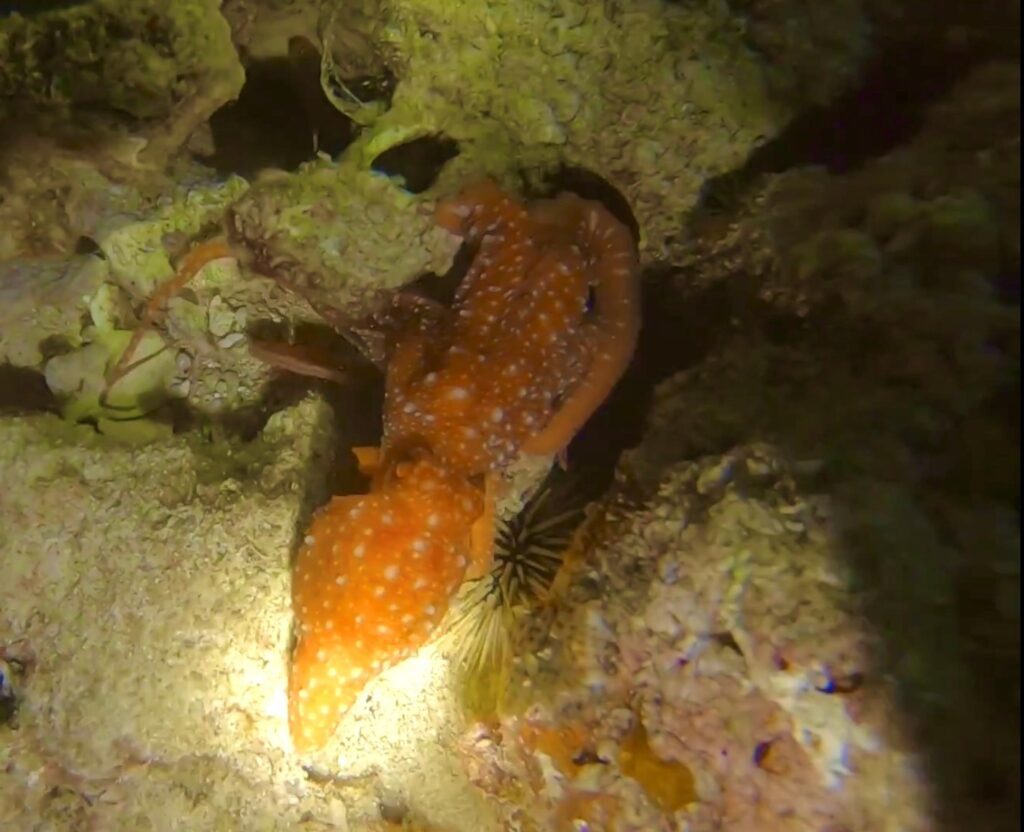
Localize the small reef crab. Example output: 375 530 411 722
111 179 641 752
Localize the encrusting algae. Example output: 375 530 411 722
287 180 640 751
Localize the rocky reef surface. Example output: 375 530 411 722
0 0 1018 830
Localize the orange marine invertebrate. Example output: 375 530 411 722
289 452 485 748
386 180 642 473
288 180 640 751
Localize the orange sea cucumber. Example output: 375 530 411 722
288 180 640 751
289 452 484 749
384 180 641 473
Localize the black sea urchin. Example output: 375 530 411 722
447 465 602 717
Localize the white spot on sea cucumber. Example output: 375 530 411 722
384 565 400 581
353 543 366 558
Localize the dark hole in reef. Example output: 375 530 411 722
569 272 738 474
695 35 1004 216
531 165 641 245
403 240 476 308
38 331 87 362
573 748 606 767
711 631 745 656
73 235 101 256
198 52 353 178
172 319 378 432
244 319 376 380
0 366 59 415
173 320 385 499
370 134 460 193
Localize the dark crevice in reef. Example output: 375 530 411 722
403 257 467 309
515 168 733 475
241 321 385 500
570 273 736 475
198 51 353 178
171 319 381 450
191 368 383 501
73 235 102 256
0 366 60 415
697 34 1006 216
531 165 642 245
371 134 460 193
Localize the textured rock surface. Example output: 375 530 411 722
0 0 244 169
0 398 330 821
321 0 870 261
616 60 1021 831
0 396 498 831
453 446 934 831
227 164 458 324
0 1 1018 830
